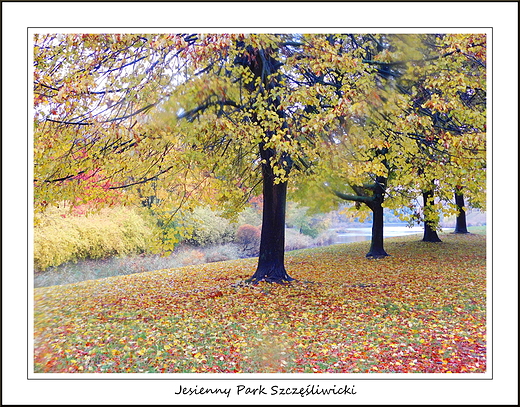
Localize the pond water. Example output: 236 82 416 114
333 224 452 244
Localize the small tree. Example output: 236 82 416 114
235 224 261 257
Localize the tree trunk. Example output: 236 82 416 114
454 189 469 234
423 219 442 242
422 190 442 242
248 154 293 283
366 177 389 258
366 202 389 258
333 174 390 258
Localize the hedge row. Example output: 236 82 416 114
34 206 154 272
34 204 335 272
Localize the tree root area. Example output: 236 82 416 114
366 251 390 259
246 265 296 284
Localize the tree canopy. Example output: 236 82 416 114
294 34 486 248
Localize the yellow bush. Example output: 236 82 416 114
34 206 154 271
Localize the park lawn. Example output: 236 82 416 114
467 225 487 235
34 233 487 374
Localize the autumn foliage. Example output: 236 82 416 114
34 206 154 271
34 233 486 373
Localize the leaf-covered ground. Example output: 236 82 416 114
34 233 486 373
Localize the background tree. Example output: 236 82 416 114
453 186 469 234
392 34 486 241
352 34 486 243
294 33 486 252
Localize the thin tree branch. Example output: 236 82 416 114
178 99 240 121
109 166 173 190
362 49 459 66
45 102 157 126
40 170 86 183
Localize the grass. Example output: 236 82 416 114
33 232 487 374
467 225 487 235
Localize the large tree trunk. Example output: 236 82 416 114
454 188 469 234
366 202 389 258
422 190 442 242
248 152 293 283
366 177 389 258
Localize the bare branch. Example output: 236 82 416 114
45 102 157 126
109 166 174 190
178 99 240 121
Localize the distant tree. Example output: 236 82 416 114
299 34 485 253
453 187 470 234
421 189 443 242
395 34 486 242
359 34 486 243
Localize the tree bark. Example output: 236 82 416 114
422 190 442 242
366 177 389 258
366 201 389 258
248 151 294 283
454 189 469 234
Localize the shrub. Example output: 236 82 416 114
237 205 262 228
235 224 261 257
285 228 313 252
313 230 338 247
204 244 241 263
181 207 237 247
177 249 206 266
286 202 331 238
34 206 154 271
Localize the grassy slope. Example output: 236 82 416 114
34 233 487 373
